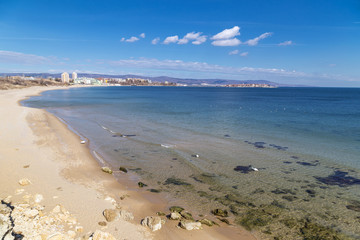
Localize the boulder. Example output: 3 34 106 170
101 167 113 174
141 216 164 232
180 220 202 230
103 209 119 222
170 212 181 220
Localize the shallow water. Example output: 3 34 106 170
23 86 360 239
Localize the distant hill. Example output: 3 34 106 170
0 73 307 87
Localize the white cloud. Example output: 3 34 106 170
140 33 145 38
229 50 239 55
211 26 240 40
192 35 207 45
244 32 272 46
212 38 241 46
125 36 139 42
178 32 207 45
163 35 179 44
152 37 160 45
278 40 293 46
240 52 248 57
0 50 51 64
120 37 125 42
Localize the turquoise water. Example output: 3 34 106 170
23 86 360 239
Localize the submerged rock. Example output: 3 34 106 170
119 167 128 173
164 177 191 186
180 211 194 221
141 216 164 232
138 182 147 188
233 165 258 173
211 209 228 217
199 218 216 227
346 200 360 212
101 167 113 174
169 206 184 213
315 170 360 187
179 220 202 230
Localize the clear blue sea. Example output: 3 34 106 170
23 86 360 238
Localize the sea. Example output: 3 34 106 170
23 86 360 239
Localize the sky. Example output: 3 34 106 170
0 0 359 87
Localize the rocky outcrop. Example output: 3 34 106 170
0 194 117 240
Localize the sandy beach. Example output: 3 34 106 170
0 86 255 240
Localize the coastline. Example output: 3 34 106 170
0 86 255 239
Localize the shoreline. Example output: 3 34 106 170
0 86 255 239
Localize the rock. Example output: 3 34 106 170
101 167 113 174
156 211 166 216
34 194 43 203
169 206 184 213
141 216 164 232
67 230 76 238
138 182 147 188
119 210 134 221
199 218 216 226
211 209 228 217
47 233 66 240
218 218 230 225
92 230 116 240
170 212 181 220
24 208 39 218
180 220 202 230
18 178 31 186
75 226 84 233
119 167 128 173
180 211 194 221
52 205 61 213
98 221 107 226
103 209 119 222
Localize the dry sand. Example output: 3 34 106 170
0 86 256 240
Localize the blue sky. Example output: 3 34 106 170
0 0 359 86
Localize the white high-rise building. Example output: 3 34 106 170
72 72 78 80
61 72 69 83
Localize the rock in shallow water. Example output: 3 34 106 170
101 167 113 174
170 212 181 220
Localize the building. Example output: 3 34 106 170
72 72 78 80
61 72 69 83
74 77 101 85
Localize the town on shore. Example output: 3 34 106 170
0 72 276 89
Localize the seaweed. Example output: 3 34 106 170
315 170 360 187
